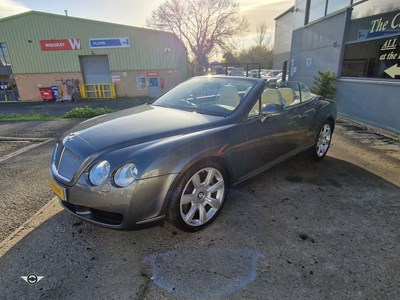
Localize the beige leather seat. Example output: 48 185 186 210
216 85 240 108
261 88 283 107
279 87 296 106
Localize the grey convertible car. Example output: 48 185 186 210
50 76 336 231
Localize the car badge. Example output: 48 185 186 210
64 132 77 143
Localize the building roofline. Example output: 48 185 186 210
274 6 295 20
0 10 177 37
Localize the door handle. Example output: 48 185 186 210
298 114 308 119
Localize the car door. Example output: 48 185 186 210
228 93 301 183
278 81 317 147
296 82 317 145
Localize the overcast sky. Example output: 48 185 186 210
1 0 293 31
0 0 293 48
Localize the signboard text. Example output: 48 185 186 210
40 39 81 51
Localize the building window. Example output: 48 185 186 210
351 0 400 19
341 35 400 80
0 43 11 66
136 76 147 90
306 0 352 24
308 0 327 23
327 0 352 15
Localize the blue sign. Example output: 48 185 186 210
89 37 130 49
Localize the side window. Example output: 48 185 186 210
248 98 260 117
277 81 301 106
299 82 313 102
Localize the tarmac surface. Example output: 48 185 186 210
0 100 399 299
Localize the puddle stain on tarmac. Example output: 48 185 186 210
145 248 263 298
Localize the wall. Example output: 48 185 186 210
336 79 400 133
15 66 189 101
0 12 188 74
111 69 187 98
273 8 294 70
289 10 349 86
15 72 83 101
0 11 189 101
15 68 187 101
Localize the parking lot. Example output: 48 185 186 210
0 103 399 299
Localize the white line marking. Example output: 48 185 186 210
0 197 63 257
0 138 54 163
0 136 52 141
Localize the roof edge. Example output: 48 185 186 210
0 10 178 38
274 6 295 20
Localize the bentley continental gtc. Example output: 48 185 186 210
49 76 336 231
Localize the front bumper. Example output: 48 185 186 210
50 170 178 229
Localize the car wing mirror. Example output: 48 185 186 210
260 103 283 122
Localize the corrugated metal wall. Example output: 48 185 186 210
0 12 188 74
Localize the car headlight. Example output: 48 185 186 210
89 160 110 186
114 163 138 187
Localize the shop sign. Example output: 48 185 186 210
147 72 159 77
379 37 400 78
379 37 398 60
112 75 121 83
384 64 400 78
40 39 81 51
89 37 130 49
370 12 400 33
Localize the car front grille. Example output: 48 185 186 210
52 143 81 182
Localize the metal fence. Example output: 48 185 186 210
79 83 116 99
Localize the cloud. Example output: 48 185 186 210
236 0 293 48
240 0 293 33
0 0 30 19
240 0 291 12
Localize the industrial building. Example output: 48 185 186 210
274 0 400 134
0 11 188 101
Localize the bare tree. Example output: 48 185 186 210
147 0 248 74
254 22 272 49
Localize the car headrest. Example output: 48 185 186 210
216 85 240 108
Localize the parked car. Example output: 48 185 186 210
266 72 283 83
49 76 336 231
229 67 245 76
0 81 9 90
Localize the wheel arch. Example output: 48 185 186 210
326 115 335 131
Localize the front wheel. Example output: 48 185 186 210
314 121 333 160
167 162 227 232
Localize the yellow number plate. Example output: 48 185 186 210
49 177 66 201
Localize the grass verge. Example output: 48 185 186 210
62 107 114 118
0 113 55 121
0 107 114 120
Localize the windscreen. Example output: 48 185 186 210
152 77 255 117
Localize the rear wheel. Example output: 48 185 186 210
167 162 227 232
314 121 333 160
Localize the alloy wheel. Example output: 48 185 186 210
316 123 332 158
180 167 225 227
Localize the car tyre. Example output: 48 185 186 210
313 121 333 160
167 161 227 232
